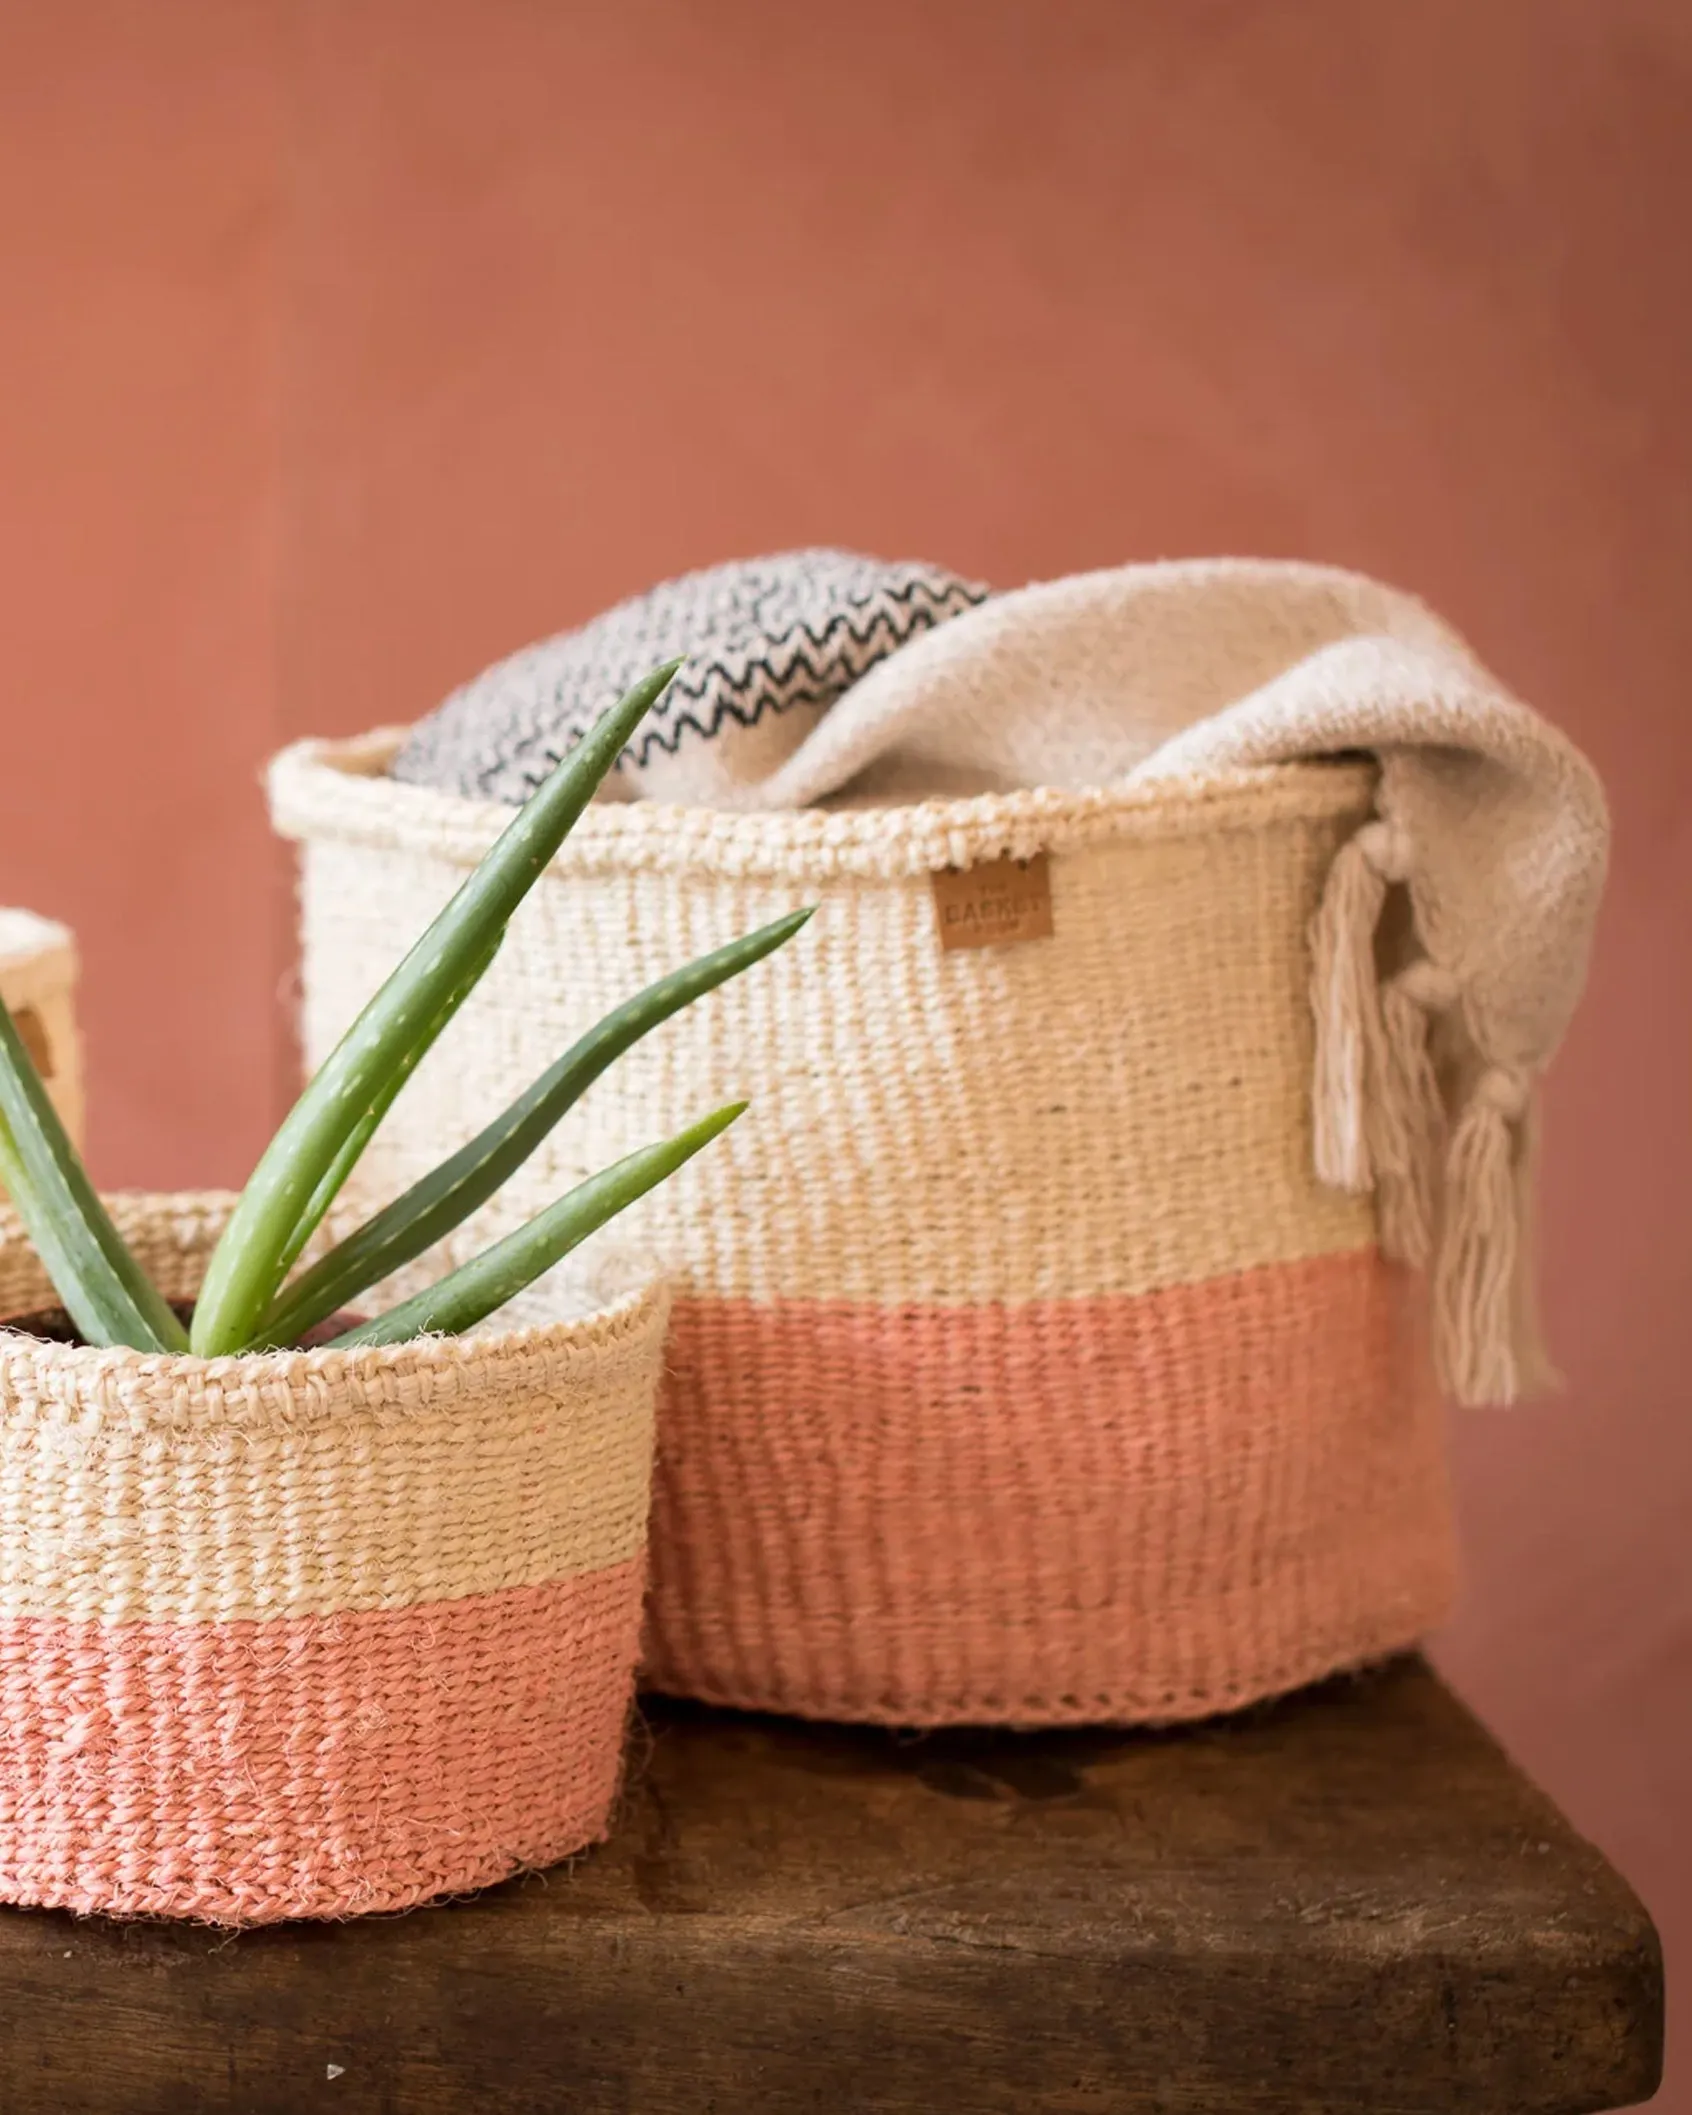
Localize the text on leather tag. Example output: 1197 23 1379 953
932 855 1054 952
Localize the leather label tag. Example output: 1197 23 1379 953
932 855 1054 952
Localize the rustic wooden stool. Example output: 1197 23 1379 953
0 1657 1662 2113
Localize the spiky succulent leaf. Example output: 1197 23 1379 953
260 908 810 1346
270 925 506 1285
190 660 681 1356
325 1104 744 1349
0 998 186 1352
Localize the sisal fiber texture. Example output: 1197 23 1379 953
272 737 1456 1729
394 554 1608 1410
0 1191 667 1923
0 908 83 1153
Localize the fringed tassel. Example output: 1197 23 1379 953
1432 1067 1557 1406
1371 961 1456 1268
1311 820 1559 1408
1507 1096 1562 1400
1309 821 1399 1190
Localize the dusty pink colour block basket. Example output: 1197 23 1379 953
273 737 1459 1732
0 1193 667 1925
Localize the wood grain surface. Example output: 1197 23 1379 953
0 1658 1662 2114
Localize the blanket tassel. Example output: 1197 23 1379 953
1432 1069 1559 1406
1309 817 1441 1244
1308 822 1394 1191
1373 961 1454 1270
1311 820 1556 1407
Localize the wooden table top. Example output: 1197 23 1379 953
0 1657 1662 2114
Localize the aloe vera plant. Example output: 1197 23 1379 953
0 661 811 1355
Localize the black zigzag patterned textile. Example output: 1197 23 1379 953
391 549 990 806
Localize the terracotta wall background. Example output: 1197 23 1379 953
1 1 1685 2099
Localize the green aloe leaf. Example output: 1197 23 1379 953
270 925 506 1285
325 1103 745 1349
190 659 681 1357
261 908 811 1347
0 997 187 1353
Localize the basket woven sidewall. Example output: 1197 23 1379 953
273 734 1458 1731
0 1192 667 1925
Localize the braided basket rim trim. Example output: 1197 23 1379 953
269 730 1378 882
0 1189 669 1423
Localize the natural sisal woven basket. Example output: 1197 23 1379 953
271 733 1456 1731
0 1191 667 1924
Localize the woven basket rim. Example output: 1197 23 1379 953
268 729 1377 882
0 1189 670 1421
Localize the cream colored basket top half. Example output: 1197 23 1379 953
270 732 1380 1310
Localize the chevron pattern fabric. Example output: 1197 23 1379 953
391 548 988 807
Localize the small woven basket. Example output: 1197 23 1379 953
0 1192 667 1924
272 734 1456 1732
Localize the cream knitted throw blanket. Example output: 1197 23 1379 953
398 555 1609 1407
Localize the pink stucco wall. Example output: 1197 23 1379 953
0 4 1683 2099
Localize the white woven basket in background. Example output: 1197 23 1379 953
0 909 82 1148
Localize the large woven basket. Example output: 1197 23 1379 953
0 1192 667 1923
271 733 1455 1730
